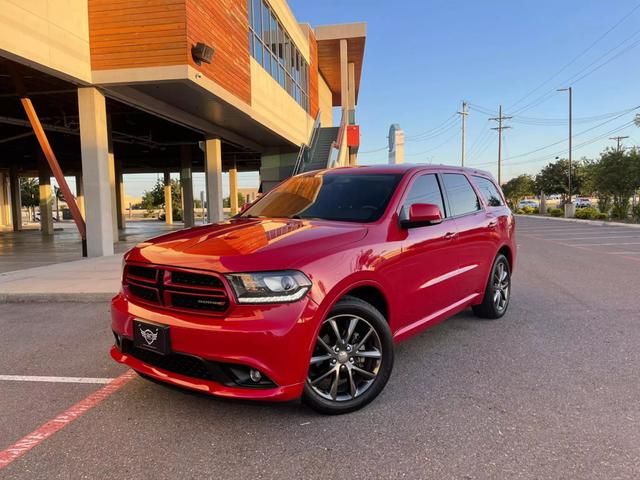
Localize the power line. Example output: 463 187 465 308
405 129 459 157
404 113 458 140
503 106 639 161
512 24 640 116
507 2 640 112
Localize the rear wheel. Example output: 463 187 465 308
303 296 394 414
472 254 511 319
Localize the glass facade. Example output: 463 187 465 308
248 0 309 112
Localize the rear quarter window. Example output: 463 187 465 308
472 176 504 207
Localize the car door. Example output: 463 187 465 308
441 173 498 299
392 173 461 336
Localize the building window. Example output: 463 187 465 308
248 0 310 112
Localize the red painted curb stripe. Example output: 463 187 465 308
0 370 136 470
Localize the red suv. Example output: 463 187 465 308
111 165 515 414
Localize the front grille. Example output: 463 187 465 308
170 292 228 312
123 264 230 314
128 284 160 303
170 270 225 289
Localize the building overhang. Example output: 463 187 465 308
93 64 310 153
314 23 366 107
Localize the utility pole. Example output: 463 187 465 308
489 105 511 185
457 101 468 167
609 136 629 152
557 87 573 205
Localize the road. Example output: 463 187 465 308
1 216 639 479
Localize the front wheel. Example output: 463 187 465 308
303 296 394 414
472 253 511 319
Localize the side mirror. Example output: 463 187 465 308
401 203 443 228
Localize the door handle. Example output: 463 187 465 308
444 231 457 240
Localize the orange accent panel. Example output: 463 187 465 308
89 0 189 70
308 29 319 119
185 0 251 105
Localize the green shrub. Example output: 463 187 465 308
632 203 640 222
597 213 608 220
575 207 599 220
515 208 525 214
549 208 563 217
611 203 629 219
522 206 539 215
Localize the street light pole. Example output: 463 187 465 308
557 87 573 207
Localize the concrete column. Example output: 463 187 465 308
0 172 9 226
106 117 118 240
205 138 223 223
37 155 54 235
348 62 356 122
9 166 22 231
78 87 114 257
75 174 85 218
114 160 125 231
339 39 349 109
164 171 173 225
229 164 239 215
180 145 195 227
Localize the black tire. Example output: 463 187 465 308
472 253 511 319
302 296 394 414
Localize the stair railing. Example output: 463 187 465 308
292 113 322 176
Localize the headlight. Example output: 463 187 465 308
225 271 312 304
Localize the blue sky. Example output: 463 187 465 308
290 0 640 181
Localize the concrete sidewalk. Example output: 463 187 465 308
0 254 123 303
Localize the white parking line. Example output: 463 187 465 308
0 375 114 384
578 242 640 247
607 251 640 255
534 235 640 241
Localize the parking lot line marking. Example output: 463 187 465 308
518 232 640 263
0 370 136 470
0 375 114 384
579 242 640 246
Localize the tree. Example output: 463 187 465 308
141 179 183 221
535 158 584 204
501 174 535 208
223 192 247 209
592 149 639 219
20 178 39 220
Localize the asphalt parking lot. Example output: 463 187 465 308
1 216 639 479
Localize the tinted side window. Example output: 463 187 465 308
403 174 446 218
442 174 481 216
473 176 504 207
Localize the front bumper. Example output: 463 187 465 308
111 292 320 401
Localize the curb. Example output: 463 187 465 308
515 214 640 229
0 292 115 303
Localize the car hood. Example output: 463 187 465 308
126 218 368 273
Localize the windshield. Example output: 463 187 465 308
241 173 403 223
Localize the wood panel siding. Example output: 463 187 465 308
88 0 188 70
185 0 251 105
308 29 319 119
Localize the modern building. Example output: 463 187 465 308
0 0 365 257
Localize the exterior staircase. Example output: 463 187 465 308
299 127 339 173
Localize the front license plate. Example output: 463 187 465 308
133 319 170 355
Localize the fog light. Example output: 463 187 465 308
249 369 262 383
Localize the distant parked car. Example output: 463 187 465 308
518 199 538 209
575 198 592 208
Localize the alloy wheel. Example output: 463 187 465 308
307 314 382 402
493 261 510 313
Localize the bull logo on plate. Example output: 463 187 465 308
139 327 158 346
